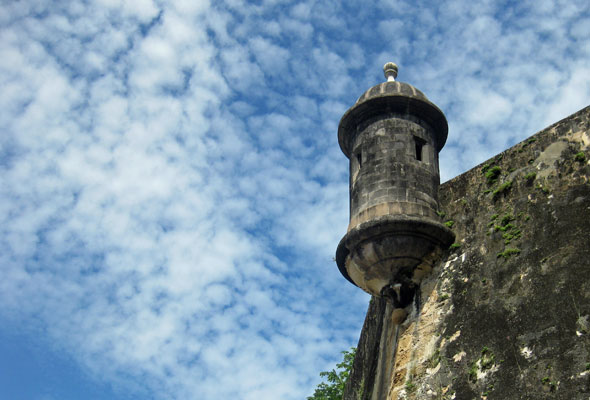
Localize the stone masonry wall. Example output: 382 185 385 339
344 105 590 400
348 117 441 231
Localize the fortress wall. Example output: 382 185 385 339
344 105 590 399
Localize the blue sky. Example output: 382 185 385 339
1 0 589 399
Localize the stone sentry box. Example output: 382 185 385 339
335 63 454 309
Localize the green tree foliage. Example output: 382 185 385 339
308 348 356 400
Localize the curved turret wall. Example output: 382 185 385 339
335 76 454 297
347 113 440 230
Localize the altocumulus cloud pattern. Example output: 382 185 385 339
0 0 589 399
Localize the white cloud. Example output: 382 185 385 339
464 86 511 127
543 63 590 127
1 0 589 399
280 17 314 40
97 0 160 22
249 36 290 77
377 19 404 43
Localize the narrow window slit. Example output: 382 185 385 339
351 150 362 184
414 137 426 161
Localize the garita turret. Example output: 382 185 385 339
335 62 455 309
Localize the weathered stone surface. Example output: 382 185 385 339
336 73 454 298
345 296 388 400
344 105 590 400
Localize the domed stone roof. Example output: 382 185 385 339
355 80 429 105
338 62 448 157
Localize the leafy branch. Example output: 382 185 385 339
308 348 356 400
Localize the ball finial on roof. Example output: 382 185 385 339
383 62 398 81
